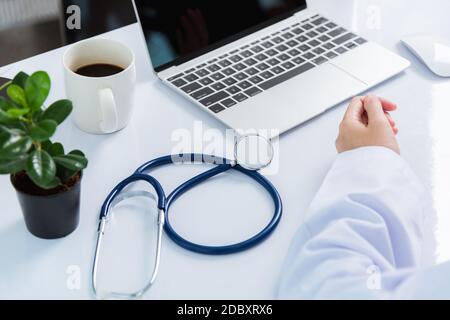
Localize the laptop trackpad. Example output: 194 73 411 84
222 63 367 134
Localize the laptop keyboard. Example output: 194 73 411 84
168 14 367 114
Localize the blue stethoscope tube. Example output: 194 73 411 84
99 153 282 255
93 153 282 299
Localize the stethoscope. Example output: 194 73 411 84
92 134 282 299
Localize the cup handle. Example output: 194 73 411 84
98 88 118 133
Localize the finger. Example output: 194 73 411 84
379 97 397 112
384 112 396 127
364 95 389 124
344 96 364 122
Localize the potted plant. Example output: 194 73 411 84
0 71 88 239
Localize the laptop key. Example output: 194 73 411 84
292 28 303 35
244 87 263 97
303 52 316 60
234 63 247 71
230 55 243 63
312 56 328 65
282 32 294 39
272 36 284 44
207 64 221 72
260 62 315 90
318 35 331 42
238 81 252 89
293 57 306 64
200 91 230 107
261 71 275 79
244 58 258 66
271 66 285 74
333 33 357 45
212 83 226 91
345 42 358 49
222 98 237 108
325 51 338 59
323 42 335 50
282 62 295 69
267 58 281 66
191 87 214 100
313 47 325 55
355 37 368 45
255 53 269 61
168 73 184 81
261 41 274 48
328 27 347 38
196 69 210 77
316 26 328 33
172 78 187 87
296 35 309 43
308 40 321 47
245 67 259 75
235 72 248 81
185 74 199 82
335 47 348 54
326 22 337 29
185 68 196 74
288 49 301 56
223 67 237 75
287 40 299 47
199 77 214 86
181 82 202 94
299 44 311 52
256 63 270 71
266 49 278 57
303 23 314 30
233 93 248 102
276 44 289 52
312 17 328 25
211 72 225 81
218 59 232 67
249 76 264 84
251 45 264 53
226 86 241 94
278 53 290 61
223 77 238 85
209 104 225 113
306 31 319 38
241 50 253 58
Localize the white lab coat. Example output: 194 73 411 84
278 147 450 299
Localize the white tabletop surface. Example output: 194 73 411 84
1 0 450 299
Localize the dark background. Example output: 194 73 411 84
0 0 137 66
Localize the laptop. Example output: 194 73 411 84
132 0 410 137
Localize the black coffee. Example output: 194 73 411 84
75 63 124 77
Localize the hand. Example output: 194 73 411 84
336 95 400 154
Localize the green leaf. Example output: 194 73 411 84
69 149 85 157
6 108 29 118
24 71 51 111
12 72 30 88
42 99 72 124
0 133 32 159
54 153 88 171
0 97 15 111
26 149 56 189
49 142 64 156
0 154 28 174
29 119 57 142
42 176 62 189
7 85 28 107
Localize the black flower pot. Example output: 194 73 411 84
11 173 82 239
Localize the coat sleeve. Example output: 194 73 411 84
278 147 431 299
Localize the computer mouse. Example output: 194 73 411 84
402 34 450 77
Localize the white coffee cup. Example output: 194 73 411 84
63 38 136 134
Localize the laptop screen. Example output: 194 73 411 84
134 0 307 72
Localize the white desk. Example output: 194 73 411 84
1 0 450 299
